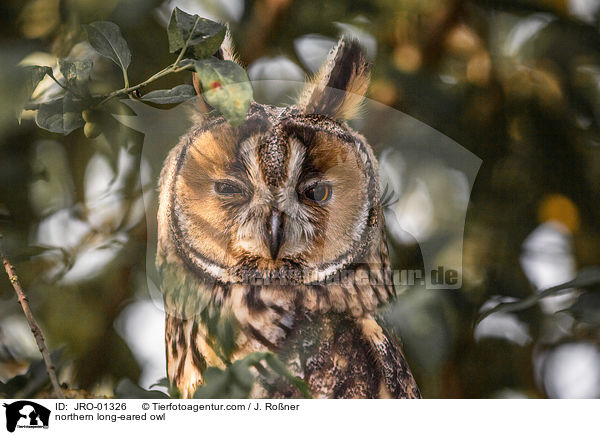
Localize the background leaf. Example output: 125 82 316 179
167 7 226 59
35 95 86 134
563 292 600 326
84 21 131 73
194 57 252 125
140 84 196 104
264 354 312 398
114 378 169 398
58 59 92 95
0 348 65 399
192 352 311 399
478 266 600 322
16 65 52 122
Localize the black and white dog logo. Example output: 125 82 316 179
3 401 50 432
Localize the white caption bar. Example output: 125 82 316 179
1 399 597 435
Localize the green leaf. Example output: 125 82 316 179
102 98 137 116
35 95 86 135
563 291 600 326
178 58 195 68
0 348 65 399
140 84 196 104
193 367 241 399
58 58 92 95
16 65 52 122
84 21 131 73
194 57 252 125
478 266 600 322
93 110 145 162
149 377 170 389
115 378 170 399
0 376 27 399
149 377 180 398
264 354 312 398
193 354 259 399
167 7 226 59
192 352 312 399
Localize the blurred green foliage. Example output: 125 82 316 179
0 0 599 398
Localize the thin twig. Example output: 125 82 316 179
174 16 201 66
97 19 200 107
23 61 195 111
47 73 70 93
121 66 129 90
47 71 84 100
95 62 195 106
0 235 64 399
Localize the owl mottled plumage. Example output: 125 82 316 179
157 37 420 398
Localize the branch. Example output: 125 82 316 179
23 62 195 111
95 62 195 106
0 235 64 399
95 19 200 106
173 16 201 66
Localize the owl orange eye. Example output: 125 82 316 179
304 183 332 203
214 181 243 195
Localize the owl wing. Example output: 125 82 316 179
160 260 225 398
365 227 420 398
164 313 206 398
358 316 421 398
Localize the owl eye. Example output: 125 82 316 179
214 181 244 195
304 182 332 203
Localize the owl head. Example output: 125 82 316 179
158 38 384 287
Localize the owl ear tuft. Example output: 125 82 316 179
298 37 371 120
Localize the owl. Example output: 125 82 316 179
156 37 420 399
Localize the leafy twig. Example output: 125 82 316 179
121 67 129 89
0 235 64 399
95 61 195 106
96 16 200 107
23 12 248 128
47 71 71 94
22 62 195 111
477 266 600 323
174 15 201 66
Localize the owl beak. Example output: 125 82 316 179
268 210 284 259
